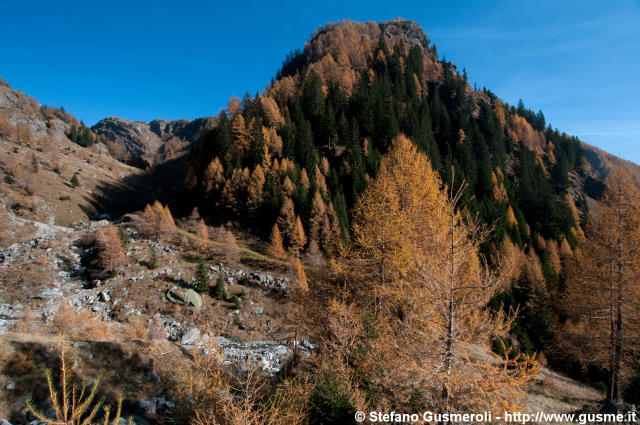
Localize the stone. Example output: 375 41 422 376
89 220 109 231
181 327 200 347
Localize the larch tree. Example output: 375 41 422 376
309 190 327 242
95 224 125 273
223 230 240 264
343 135 537 413
415 180 535 413
203 157 225 193
196 219 209 250
277 197 297 246
289 216 307 257
267 223 287 260
188 207 201 233
563 168 640 402
142 201 176 242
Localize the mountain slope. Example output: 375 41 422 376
92 116 216 168
0 77 143 244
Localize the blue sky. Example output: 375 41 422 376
2 0 639 163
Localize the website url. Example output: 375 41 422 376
357 410 638 423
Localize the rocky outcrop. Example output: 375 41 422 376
0 82 72 142
92 116 216 167
379 17 430 48
91 117 164 162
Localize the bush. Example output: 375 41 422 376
118 226 129 247
308 376 356 425
70 172 79 187
59 195 71 201
0 118 13 138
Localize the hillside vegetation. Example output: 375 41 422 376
0 17 639 425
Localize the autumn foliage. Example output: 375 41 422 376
142 200 176 241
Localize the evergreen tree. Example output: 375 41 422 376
194 258 210 294
212 275 227 300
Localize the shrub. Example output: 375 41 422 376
70 172 79 187
118 226 129 247
0 118 14 138
59 195 71 201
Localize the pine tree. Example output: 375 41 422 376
148 248 158 270
195 258 210 294
212 275 227 300
231 294 241 310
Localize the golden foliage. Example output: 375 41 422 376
293 258 308 294
506 205 518 227
141 201 176 242
26 337 128 425
53 303 114 341
267 223 287 260
338 135 537 412
196 219 209 249
95 224 125 272
289 216 307 257
276 197 296 246
0 118 14 138
223 230 240 263
203 157 225 193
562 167 640 402
261 95 284 127
175 336 310 425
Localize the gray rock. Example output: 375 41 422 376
89 220 109 231
181 327 200 347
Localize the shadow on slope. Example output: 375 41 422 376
80 154 192 220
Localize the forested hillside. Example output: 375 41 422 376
1 17 639 424
176 18 639 401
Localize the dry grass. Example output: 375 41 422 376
52 303 115 341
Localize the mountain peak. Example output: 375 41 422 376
379 17 430 48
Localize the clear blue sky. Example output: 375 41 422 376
2 0 639 163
